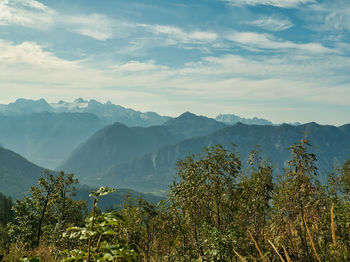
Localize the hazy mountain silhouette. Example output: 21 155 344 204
57 122 178 181
0 98 170 127
58 112 227 184
163 112 227 139
0 146 47 199
93 122 350 191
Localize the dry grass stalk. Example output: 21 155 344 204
282 246 292 262
268 240 285 262
303 216 321 262
331 203 337 248
248 231 267 262
233 249 247 262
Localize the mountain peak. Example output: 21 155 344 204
216 113 273 126
14 98 48 104
163 112 203 126
162 111 226 139
178 111 198 118
74 98 88 103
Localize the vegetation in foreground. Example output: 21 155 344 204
0 140 350 261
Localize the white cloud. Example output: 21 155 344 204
226 31 338 54
0 0 55 29
306 1 350 37
110 60 168 72
223 0 315 8
0 39 349 124
64 13 116 41
243 16 294 31
0 0 121 40
0 39 77 68
139 24 218 45
16 0 48 10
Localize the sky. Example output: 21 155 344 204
0 0 349 125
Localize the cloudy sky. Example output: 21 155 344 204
0 0 349 125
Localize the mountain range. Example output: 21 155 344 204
59 114 350 192
0 98 171 127
1 98 349 197
0 99 272 169
0 98 172 168
57 112 227 181
215 113 273 125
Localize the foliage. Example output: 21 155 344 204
1 142 350 261
0 192 13 226
62 186 138 262
7 171 86 248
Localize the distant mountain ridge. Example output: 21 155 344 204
0 98 171 127
163 112 227 139
0 98 282 128
215 113 273 125
57 122 178 179
73 122 350 192
0 98 53 115
58 112 227 182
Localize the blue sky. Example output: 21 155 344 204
0 0 349 125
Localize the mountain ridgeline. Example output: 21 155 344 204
0 98 170 127
0 98 172 168
58 113 350 192
57 112 228 182
0 146 46 198
215 113 273 125
0 98 349 195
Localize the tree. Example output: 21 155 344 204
7 171 86 248
272 140 323 261
0 192 13 226
170 144 242 260
239 146 273 256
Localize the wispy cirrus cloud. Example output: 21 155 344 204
110 60 168 72
0 0 55 29
242 15 294 31
139 24 218 45
0 0 121 41
64 13 117 41
222 0 315 8
226 31 338 54
306 1 350 40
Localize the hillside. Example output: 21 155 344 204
95 122 350 191
0 146 47 199
57 122 179 180
58 112 228 183
0 146 163 209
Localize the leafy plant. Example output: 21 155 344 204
63 186 138 262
